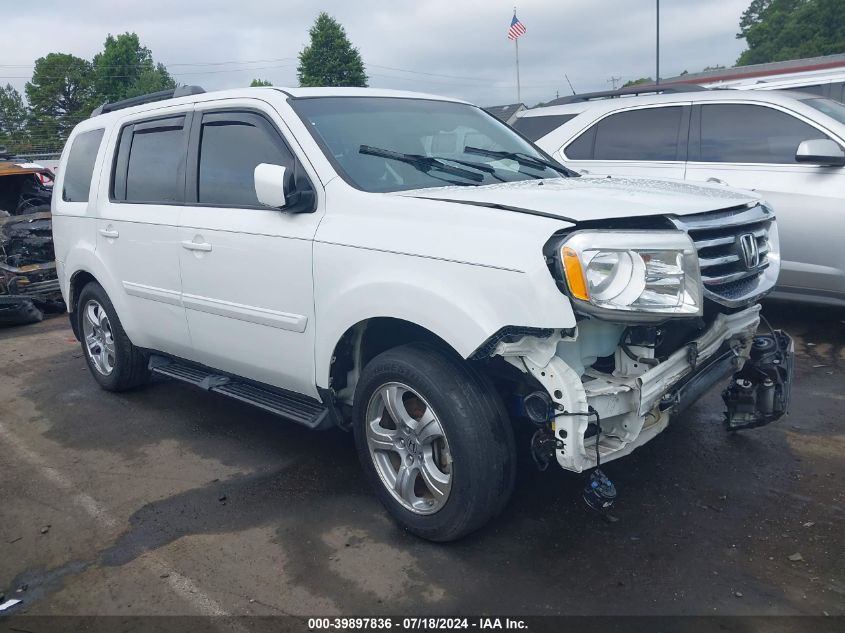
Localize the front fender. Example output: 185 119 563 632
313 241 576 388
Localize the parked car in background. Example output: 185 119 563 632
53 86 792 540
516 88 845 307
0 150 62 324
656 53 845 102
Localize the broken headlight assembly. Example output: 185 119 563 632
557 231 702 320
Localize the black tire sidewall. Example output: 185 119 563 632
353 343 515 541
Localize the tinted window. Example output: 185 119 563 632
594 107 683 160
198 113 294 206
699 104 829 163
564 107 683 161
511 114 577 141
788 84 827 97
123 117 186 203
802 97 845 125
62 129 104 202
565 125 596 159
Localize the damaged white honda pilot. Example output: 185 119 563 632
52 86 793 541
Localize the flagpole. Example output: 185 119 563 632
514 7 521 103
515 37 521 103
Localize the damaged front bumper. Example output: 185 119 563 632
494 305 792 472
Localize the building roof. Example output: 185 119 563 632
660 53 845 86
484 103 526 122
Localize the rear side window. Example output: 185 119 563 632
197 112 294 206
112 115 188 203
788 84 826 97
565 107 683 161
697 104 829 164
511 114 577 142
62 129 104 202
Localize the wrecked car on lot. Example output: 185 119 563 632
0 152 61 325
53 87 793 541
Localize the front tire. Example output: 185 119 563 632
77 282 150 391
352 343 515 541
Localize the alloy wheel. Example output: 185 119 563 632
81 299 116 376
364 382 453 514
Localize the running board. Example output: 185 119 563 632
148 356 330 429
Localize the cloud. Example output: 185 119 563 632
2 0 750 106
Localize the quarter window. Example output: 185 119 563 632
197 112 294 206
697 104 829 164
511 114 577 142
565 107 683 161
62 129 104 202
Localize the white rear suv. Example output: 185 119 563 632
52 86 793 540
515 87 845 307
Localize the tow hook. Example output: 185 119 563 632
722 329 794 431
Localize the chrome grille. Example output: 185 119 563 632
671 204 779 308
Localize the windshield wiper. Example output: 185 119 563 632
360 145 484 183
463 146 579 177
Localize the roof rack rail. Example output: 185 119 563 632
546 84 708 106
90 85 206 118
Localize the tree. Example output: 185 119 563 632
622 77 653 88
26 53 95 142
93 33 175 103
297 13 367 87
0 84 28 151
250 78 273 87
736 0 845 65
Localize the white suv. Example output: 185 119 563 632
515 88 845 307
52 86 793 540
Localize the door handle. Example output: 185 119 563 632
98 228 119 239
181 240 212 252
706 177 728 186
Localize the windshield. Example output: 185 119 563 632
801 97 845 125
291 97 566 192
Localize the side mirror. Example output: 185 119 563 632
795 139 845 166
254 163 288 208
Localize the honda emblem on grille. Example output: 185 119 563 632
739 233 760 269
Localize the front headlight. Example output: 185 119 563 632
559 231 702 317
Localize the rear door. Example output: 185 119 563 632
96 109 193 356
178 102 322 398
685 102 845 301
559 104 690 180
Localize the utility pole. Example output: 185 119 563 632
607 76 621 90
564 73 576 95
656 0 660 85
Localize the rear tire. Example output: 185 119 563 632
352 342 515 541
77 282 150 391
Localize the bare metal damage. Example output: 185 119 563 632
493 305 761 472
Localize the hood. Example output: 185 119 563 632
392 175 760 222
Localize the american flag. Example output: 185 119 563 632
507 13 526 40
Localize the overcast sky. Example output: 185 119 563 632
2 0 752 107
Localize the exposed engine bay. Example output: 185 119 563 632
0 162 62 325
492 305 792 476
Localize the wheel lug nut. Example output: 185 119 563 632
407 455 414 464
